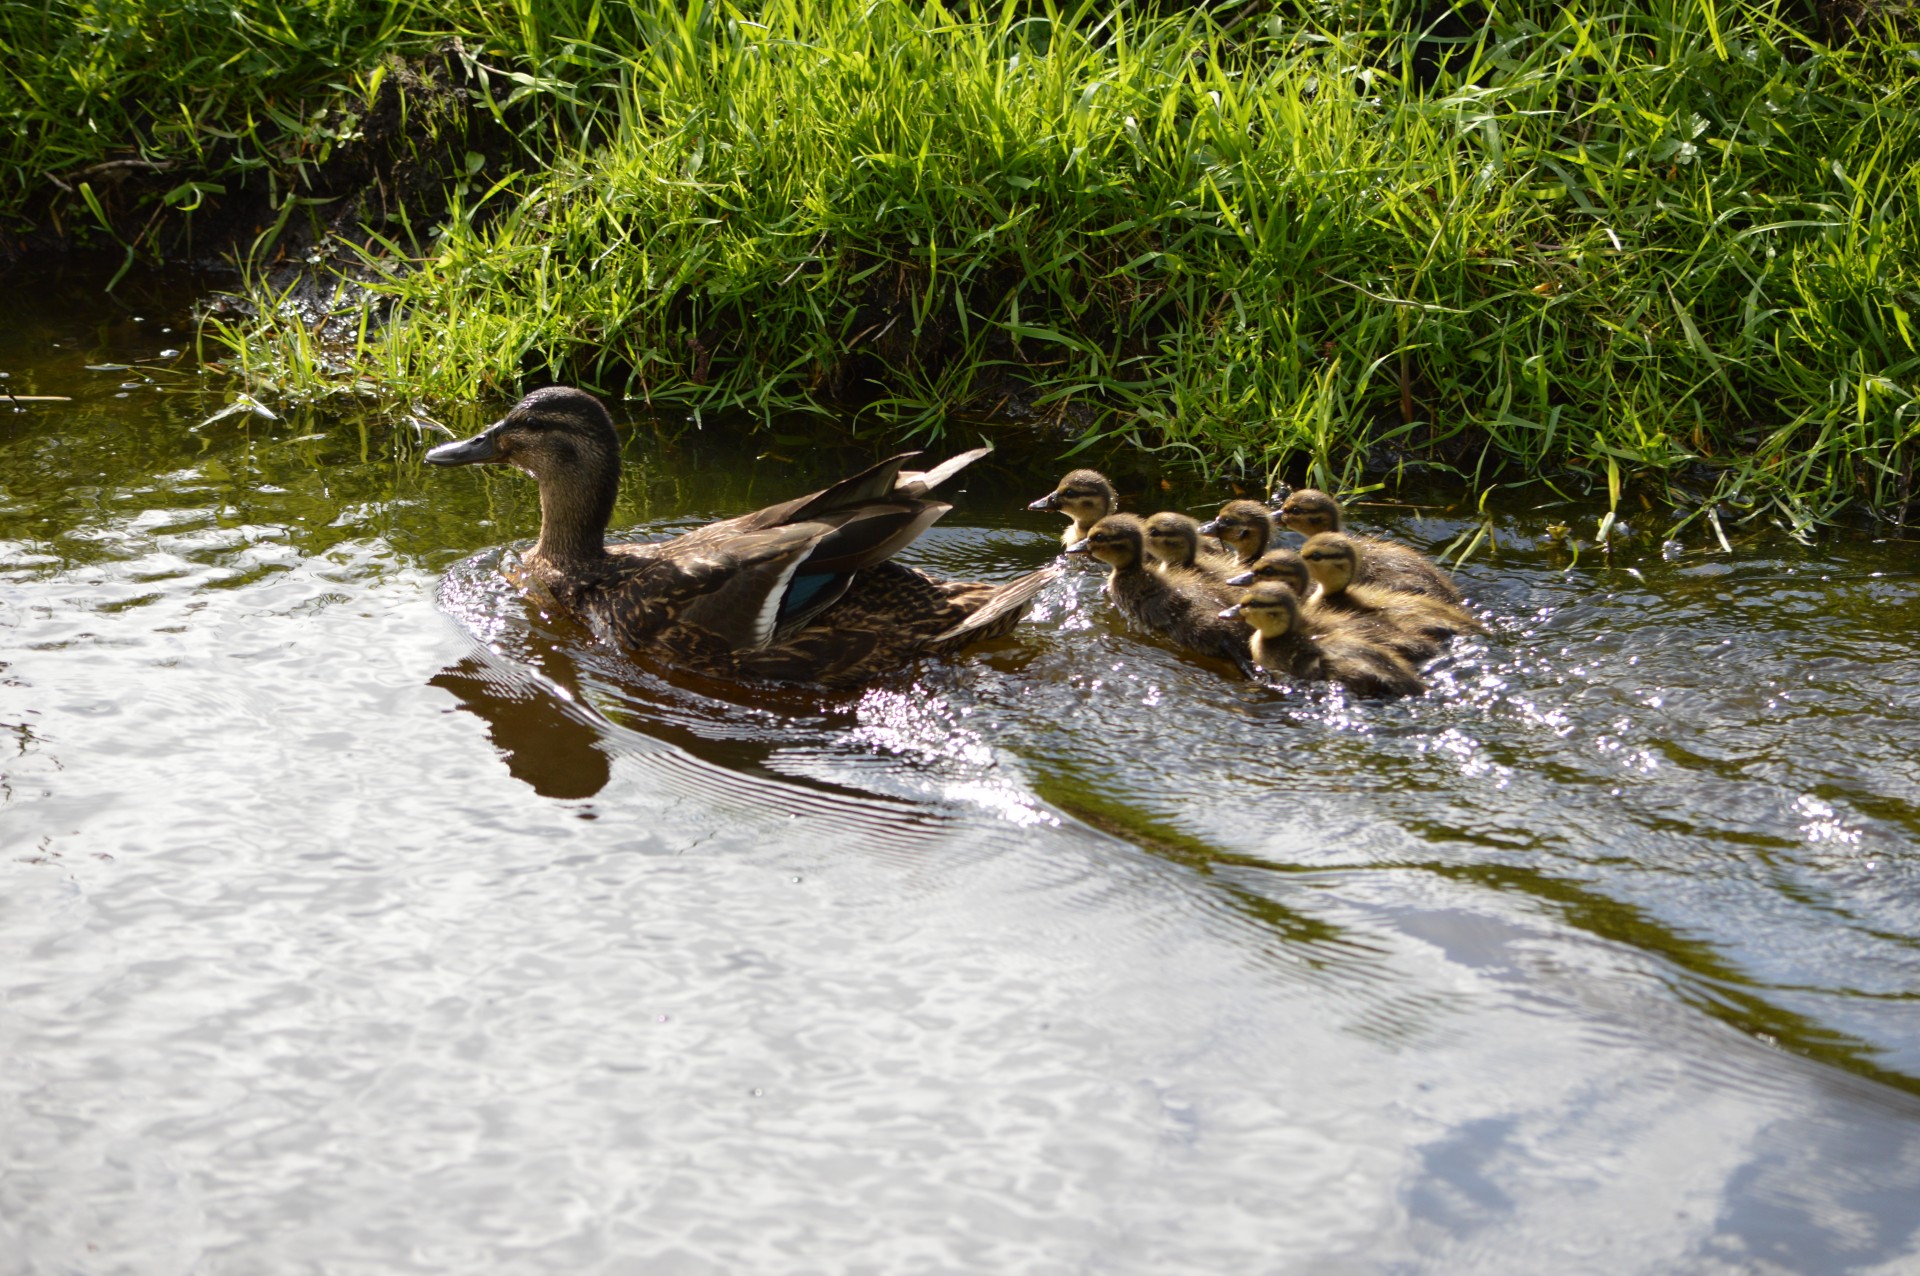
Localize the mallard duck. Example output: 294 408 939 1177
1027 469 1119 550
1223 548 1311 597
1275 488 1462 603
1298 532 1481 644
1067 513 1252 675
425 386 1057 688
1143 511 1241 581
1220 582 1426 698
1196 499 1277 566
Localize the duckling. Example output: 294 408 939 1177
1298 532 1482 645
1067 513 1253 675
1028 469 1119 550
1228 546 1440 664
1196 499 1277 566
1223 547 1311 597
1221 582 1426 698
1275 487 1462 603
1143 511 1241 581
426 386 1057 688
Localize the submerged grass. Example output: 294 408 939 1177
7 0 1920 531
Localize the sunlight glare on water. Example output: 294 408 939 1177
3 269 1920 1274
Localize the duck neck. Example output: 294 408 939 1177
531 471 616 566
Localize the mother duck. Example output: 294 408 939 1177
426 386 1056 687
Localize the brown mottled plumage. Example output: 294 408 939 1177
1276 488 1462 603
1299 532 1482 647
1197 500 1277 566
1143 511 1240 581
1069 514 1252 675
1027 468 1119 550
426 386 1056 688
1221 582 1425 698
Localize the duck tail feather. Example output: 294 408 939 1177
926 565 1061 650
894 446 991 499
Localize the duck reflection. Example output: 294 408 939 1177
430 645 612 800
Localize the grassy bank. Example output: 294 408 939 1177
8 1 1919 533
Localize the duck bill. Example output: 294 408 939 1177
1225 570 1254 587
425 421 506 466
1217 604 1244 621
1196 518 1224 536
1064 538 1092 555
1027 492 1062 512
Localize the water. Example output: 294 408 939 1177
4 267 1920 1274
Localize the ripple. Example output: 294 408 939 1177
5 319 1920 1270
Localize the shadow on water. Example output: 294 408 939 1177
429 652 612 800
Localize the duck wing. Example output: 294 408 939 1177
653 499 957 652
679 447 990 543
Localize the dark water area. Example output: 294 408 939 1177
5 267 1920 1273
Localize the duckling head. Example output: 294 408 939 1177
1225 547 1310 595
1143 511 1204 569
1277 488 1344 536
1196 500 1274 562
1028 469 1117 526
1066 513 1147 569
1299 531 1362 594
1219 581 1303 638
427 385 622 561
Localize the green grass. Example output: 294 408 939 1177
7 0 1919 533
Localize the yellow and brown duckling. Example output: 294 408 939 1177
1068 513 1253 675
1221 582 1425 698
1224 547 1311 598
1028 468 1119 550
426 386 1057 688
1197 499 1278 566
1228 546 1440 664
1298 532 1482 645
1275 488 1462 603
1144 511 1241 581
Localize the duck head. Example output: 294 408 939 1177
1277 488 1344 536
1066 513 1147 569
1225 547 1310 595
1299 531 1362 594
1143 511 1205 569
1029 469 1117 533
1219 581 1303 638
427 386 622 563
1196 500 1274 564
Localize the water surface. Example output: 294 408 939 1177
4 268 1920 1274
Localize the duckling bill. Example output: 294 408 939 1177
427 386 1057 688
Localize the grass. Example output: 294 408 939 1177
7 0 1919 533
